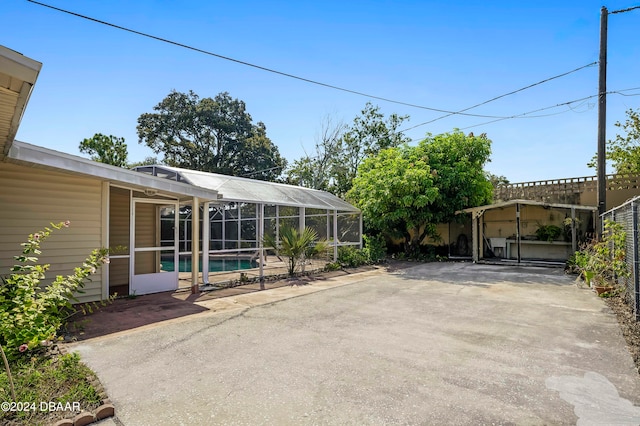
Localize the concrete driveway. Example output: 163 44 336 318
73 262 640 425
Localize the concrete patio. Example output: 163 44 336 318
74 262 640 425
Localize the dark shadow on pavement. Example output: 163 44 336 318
68 265 381 341
67 291 211 341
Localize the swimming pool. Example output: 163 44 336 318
161 257 257 273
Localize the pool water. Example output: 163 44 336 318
161 258 257 273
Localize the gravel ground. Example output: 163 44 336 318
606 294 640 376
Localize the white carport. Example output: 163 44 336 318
459 199 598 264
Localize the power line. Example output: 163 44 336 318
614 86 640 92
610 5 640 14
399 62 598 132
614 86 640 96
458 96 598 130
459 88 638 130
27 0 510 119
399 86 640 142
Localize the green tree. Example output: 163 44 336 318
486 172 510 187
426 131 493 221
137 90 286 181
128 156 160 168
236 122 287 180
286 114 346 191
79 133 129 167
334 102 411 196
589 108 640 173
285 103 410 196
347 131 493 255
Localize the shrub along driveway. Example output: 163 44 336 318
73 263 640 425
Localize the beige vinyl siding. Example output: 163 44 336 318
108 257 129 291
0 162 104 302
109 187 130 251
108 187 130 292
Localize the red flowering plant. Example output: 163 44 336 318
0 222 108 361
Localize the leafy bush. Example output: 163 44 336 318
337 234 388 267
363 234 387 263
0 222 108 361
572 219 628 288
337 246 370 268
535 224 563 242
324 262 342 271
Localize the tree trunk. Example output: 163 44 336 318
288 257 296 277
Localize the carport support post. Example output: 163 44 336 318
191 197 200 294
516 203 521 264
472 211 478 262
479 212 484 259
447 222 451 258
571 207 577 253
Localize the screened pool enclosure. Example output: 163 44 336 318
133 165 362 292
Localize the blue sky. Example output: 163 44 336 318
4 0 639 183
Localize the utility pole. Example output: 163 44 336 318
596 5 640 238
596 5 608 237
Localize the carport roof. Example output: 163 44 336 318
458 199 598 215
133 165 360 212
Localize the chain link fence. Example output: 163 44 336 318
602 196 640 321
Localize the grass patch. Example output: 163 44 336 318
0 352 102 425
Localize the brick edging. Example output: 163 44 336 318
51 347 115 426
51 401 115 426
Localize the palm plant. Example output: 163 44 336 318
263 226 328 277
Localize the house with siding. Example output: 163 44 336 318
0 45 361 302
0 46 221 302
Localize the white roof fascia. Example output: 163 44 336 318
458 199 599 214
5 81 36 156
0 46 42 157
0 46 41 84
7 141 219 202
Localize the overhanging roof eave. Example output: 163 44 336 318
7 141 219 202
0 45 43 159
